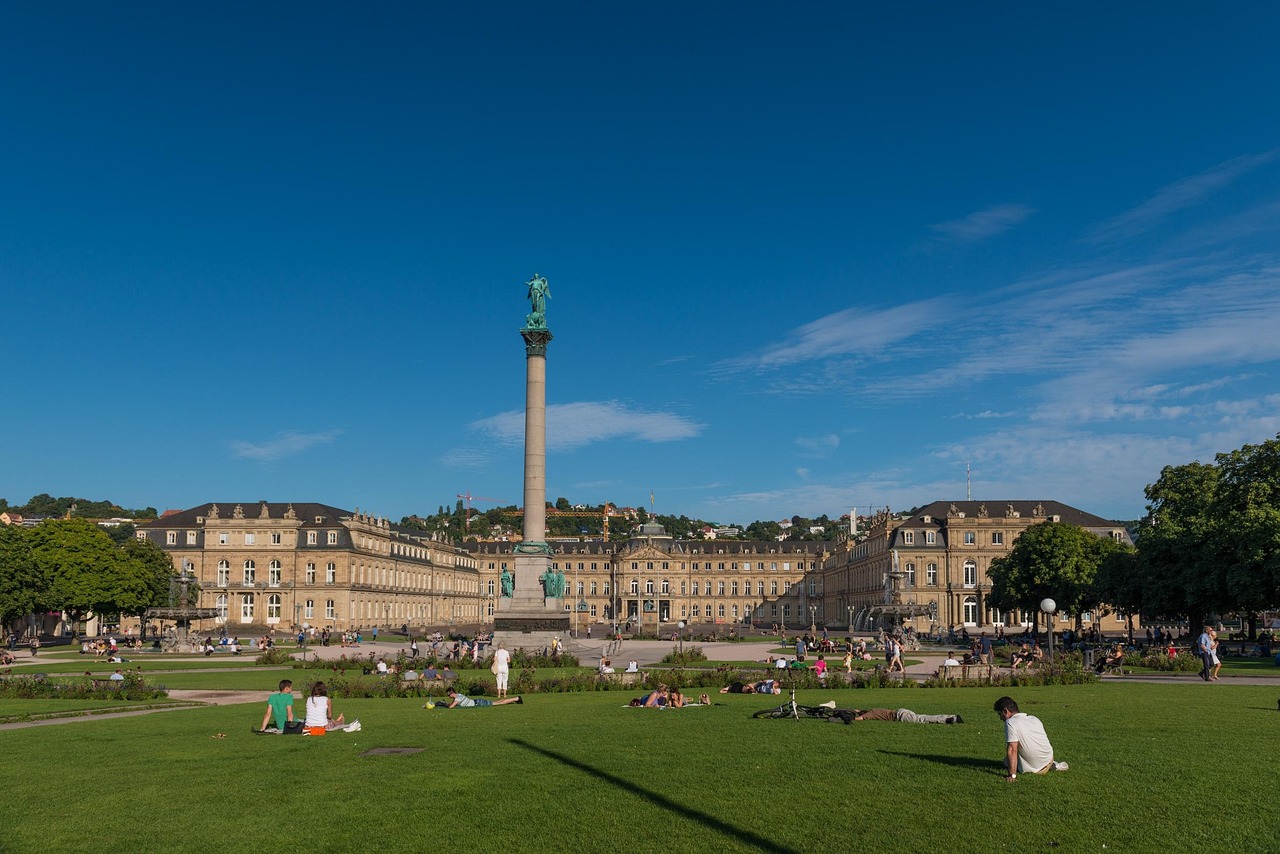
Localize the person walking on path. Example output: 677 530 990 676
1196 625 1215 682
994 695 1068 780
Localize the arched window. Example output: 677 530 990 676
215 594 228 622
661 579 670 594
645 579 654 594
305 599 314 619
241 593 255 620
269 560 282 586
963 560 977 587
630 579 639 594
905 563 916 587
267 594 282 619
243 560 256 585
963 596 977 625
217 560 230 587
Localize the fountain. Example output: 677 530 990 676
145 571 219 650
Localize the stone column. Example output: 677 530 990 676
520 328 551 548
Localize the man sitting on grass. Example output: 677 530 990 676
446 688 522 707
994 695 1068 780
260 679 295 733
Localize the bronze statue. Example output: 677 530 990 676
500 567 514 598
525 274 550 329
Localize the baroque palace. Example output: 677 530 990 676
139 503 483 633
141 498 1132 636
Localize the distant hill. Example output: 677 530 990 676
0 493 157 520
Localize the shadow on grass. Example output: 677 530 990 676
508 738 798 854
878 749 998 774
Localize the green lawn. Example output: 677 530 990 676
4 680 1277 852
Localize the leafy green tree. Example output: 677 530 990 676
555 497 571 512
988 521 1126 627
1212 435 1280 631
106 522 136 545
745 520 782 541
1134 462 1228 627
27 520 125 629
0 524 42 626
118 537 177 618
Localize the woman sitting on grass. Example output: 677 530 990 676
304 681 345 735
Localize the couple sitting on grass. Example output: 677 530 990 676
259 680 361 734
629 685 712 707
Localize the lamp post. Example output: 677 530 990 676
1040 598 1057 662
847 604 854 632
677 620 686 655
809 604 817 634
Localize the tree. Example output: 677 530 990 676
745 520 782 541
118 537 176 619
555 497 571 512
106 522 136 545
988 521 1126 627
0 524 42 626
27 520 125 629
1212 435 1280 631
1133 462 1228 626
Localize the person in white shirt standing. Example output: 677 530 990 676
492 642 512 698
994 696 1068 781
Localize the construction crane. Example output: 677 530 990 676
456 492 504 530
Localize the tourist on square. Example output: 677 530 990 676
979 632 993 665
410 638 419 658
109 668 125 682
305 681 345 734
776 656 789 671
493 642 512 698
720 679 782 695
1196 625 1215 682
794 636 806 662
994 696 1068 779
446 688 522 707
29 636 40 656
814 655 828 681
260 679 295 732
1208 628 1222 680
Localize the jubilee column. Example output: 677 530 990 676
493 274 570 646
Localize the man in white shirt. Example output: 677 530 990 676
994 696 1068 781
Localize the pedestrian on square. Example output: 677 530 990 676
1196 625 1215 682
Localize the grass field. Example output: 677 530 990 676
4 677 1278 853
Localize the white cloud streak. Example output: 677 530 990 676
930 204 1035 242
470 400 703 451
1089 148 1279 243
231 430 341 462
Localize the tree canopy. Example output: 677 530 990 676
988 521 1131 624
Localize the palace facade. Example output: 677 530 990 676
821 500 1134 634
469 523 834 633
139 502 482 633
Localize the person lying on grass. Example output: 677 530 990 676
720 679 783 695
446 688 522 707
828 707 963 725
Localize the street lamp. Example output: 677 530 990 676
1040 598 1057 662
847 605 854 633
677 620 686 655
809 605 817 634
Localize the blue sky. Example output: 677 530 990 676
3 4 1279 525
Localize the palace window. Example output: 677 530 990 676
963 596 977 625
905 563 916 587
964 560 977 587
661 579 669 594
269 561 282 586
306 563 316 584
964 532 976 545
992 532 1004 546
327 531 338 545
166 531 177 545
325 599 335 619
241 593 254 620
926 531 936 545
267 594 281 619
717 582 725 596
217 561 230 587
244 533 255 545
305 599 314 619
307 531 317 545
187 531 197 545
630 579 639 594
243 560 256 584
271 532 282 545
215 594 228 622
927 563 937 586
219 533 229 545
326 562 336 584
902 531 914 545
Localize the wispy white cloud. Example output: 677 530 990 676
1089 148 1280 243
470 400 703 451
950 410 1015 420
794 434 840 457
930 203 1035 242
231 430 341 462
439 448 494 469
735 296 959 370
